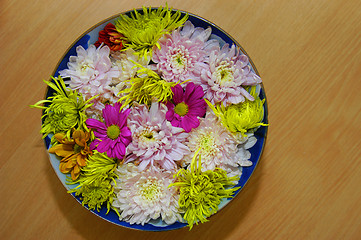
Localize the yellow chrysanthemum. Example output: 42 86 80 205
30 76 96 139
69 151 118 214
118 64 176 107
115 4 188 58
206 86 268 137
170 149 240 230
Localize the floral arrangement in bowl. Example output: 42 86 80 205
31 5 268 231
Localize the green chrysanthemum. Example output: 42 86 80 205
170 149 240 230
115 5 188 58
31 76 96 139
206 86 268 137
68 151 118 213
118 63 176 107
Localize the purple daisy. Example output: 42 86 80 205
86 102 132 159
166 82 207 133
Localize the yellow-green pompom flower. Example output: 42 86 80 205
118 63 176 107
31 76 96 139
206 86 268 137
68 151 118 214
170 149 240 230
115 4 188 58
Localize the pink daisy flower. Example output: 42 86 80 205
200 44 262 105
86 102 132 159
125 102 190 171
166 82 207 133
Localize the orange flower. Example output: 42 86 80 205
94 23 124 51
49 129 92 180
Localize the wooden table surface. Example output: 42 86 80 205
2 0 361 239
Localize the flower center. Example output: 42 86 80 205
143 132 154 140
139 178 162 201
214 61 234 86
80 62 94 73
199 134 215 152
73 143 82 153
169 47 189 72
107 125 120 140
189 175 213 203
174 102 189 117
171 53 186 69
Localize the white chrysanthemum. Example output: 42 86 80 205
111 49 150 83
125 102 190 171
185 112 239 173
60 44 119 98
112 165 182 225
199 44 262 106
59 44 122 119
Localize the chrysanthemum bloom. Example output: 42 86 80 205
166 82 207 132
69 151 118 213
94 22 124 51
199 44 262 106
114 5 188 58
170 149 240 230
30 76 95 138
59 44 120 112
185 113 239 172
84 50 145 119
205 86 268 137
49 129 92 180
112 166 182 225
119 65 176 106
152 21 218 83
125 102 190 171
86 102 132 159
111 49 149 83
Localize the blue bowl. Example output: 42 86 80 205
44 8 268 231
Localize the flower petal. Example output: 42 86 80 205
86 118 107 130
96 138 111 153
172 84 184 103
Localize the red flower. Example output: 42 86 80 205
94 23 124 51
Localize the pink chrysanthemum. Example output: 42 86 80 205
152 21 219 83
59 44 119 98
112 165 182 225
199 44 262 105
125 102 190 171
86 102 132 159
59 44 121 118
185 112 239 173
166 82 207 132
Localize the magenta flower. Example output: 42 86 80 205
166 82 207 133
86 102 132 159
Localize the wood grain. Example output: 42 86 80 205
1 0 361 239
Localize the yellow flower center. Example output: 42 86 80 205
107 125 120 140
139 178 162 201
215 61 234 86
171 52 187 70
199 134 215 152
174 102 189 116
